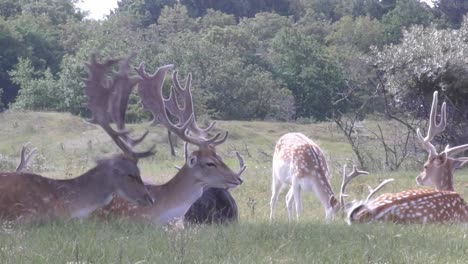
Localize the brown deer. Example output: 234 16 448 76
95 64 245 225
270 132 368 221
0 54 155 223
347 91 468 224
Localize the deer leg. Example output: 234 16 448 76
270 176 282 221
293 181 302 220
285 186 294 220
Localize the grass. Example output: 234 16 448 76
1 111 468 263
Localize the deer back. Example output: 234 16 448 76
348 189 468 224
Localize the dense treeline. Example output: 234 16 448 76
0 0 467 124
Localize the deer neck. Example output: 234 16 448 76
58 164 114 218
145 166 205 225
437 159 455 191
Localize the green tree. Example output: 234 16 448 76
9 58 60 110
432 0 468 29
270 28 346 120
371 20 468 142
381 0 434 44
115 0 176 27
327 15 384 52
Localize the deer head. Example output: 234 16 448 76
135 63 245 189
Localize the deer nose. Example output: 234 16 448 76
415 175 422 185
237 177 243 185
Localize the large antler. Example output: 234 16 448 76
417 91 468 160
84 54 154 160
135 64 227 148
365 178 394 203
416 91 447 159
339 165 369 207
166 72 217 138
15 143 37 172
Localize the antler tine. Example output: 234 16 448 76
172 71 217 138
339 165 369 207
365 179 394 203
15 143 37 172
235 151 247 177
416 91 447 158
85 54 154 160
443 143 468 157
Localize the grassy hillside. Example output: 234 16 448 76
0 111 467 263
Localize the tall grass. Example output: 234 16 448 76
0 111 468 263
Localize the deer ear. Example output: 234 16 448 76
188 155 197 168
329 196 338 208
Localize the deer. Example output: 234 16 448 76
346 91 468 224
94 63 246 225
415 91 468 191
0 54 155 223
270 131 368 221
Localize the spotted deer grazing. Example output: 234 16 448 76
95 64 245 225
0 54 155 223
270 132 368 220
346 91 468 224
415 91 468 191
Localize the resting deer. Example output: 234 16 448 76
347 91 468 224
95 64 245 225
270 132 368 220
0 54 155 223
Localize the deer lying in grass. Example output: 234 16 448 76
270 132 368 221
95 63 245 225
347 91 468 224
0 54 155 223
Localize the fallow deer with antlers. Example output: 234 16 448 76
347 91 468 224
95 62 245 225
270 132 368 220
0 54 155 223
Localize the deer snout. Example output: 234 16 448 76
415 174 423 186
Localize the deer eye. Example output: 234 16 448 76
206 162 217 168
127 174 142 183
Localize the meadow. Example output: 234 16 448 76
0 111 467 264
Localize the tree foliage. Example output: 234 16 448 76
0 0 467 127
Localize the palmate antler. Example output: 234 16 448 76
84 54 154 160
135 63 227 148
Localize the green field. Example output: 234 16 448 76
0 111 467 263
